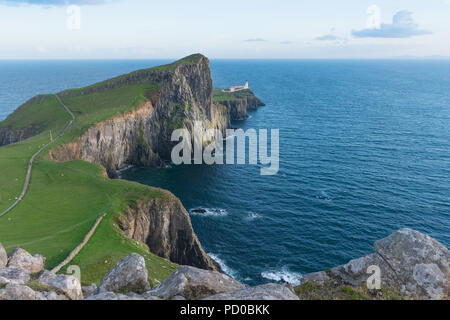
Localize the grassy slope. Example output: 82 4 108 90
0 95 71 213
0 66 181 286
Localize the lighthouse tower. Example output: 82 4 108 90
244 81 249 89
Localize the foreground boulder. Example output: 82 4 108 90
7 248 45 274
85 292 141 300
301 228 450 300
38 270 83 300
0 283 68 300
0 243 7 267
203 283 299 300
0 267 31 285
374 228 449 299
145 265 245 299
86 292 162 300
0 284 41 300
97 253 150 294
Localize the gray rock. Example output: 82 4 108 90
374 228 450 299
125 292 162 300
39 290 69 300
98 253 150 294
84 291 161 300
301 228 450 300
0 243 7 268
82 283 97 295
329 253 398 288
0 267 31 285
300 271 330 284
0 284 39 300
146 265 245 299
7 248 45 274
172 295 186 300
203 283 299 300
38 270 83 300
85 292 141 300
412 263 446 299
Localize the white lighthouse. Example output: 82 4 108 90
225 81 249 92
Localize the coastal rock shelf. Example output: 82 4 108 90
213 88 265 120
299 228 450 300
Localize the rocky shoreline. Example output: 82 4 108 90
1 228 448 300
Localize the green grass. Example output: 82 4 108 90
0 95 71 213
212 88 253 102
58 53 203 96
0 95 69 132
0 157 177 285
0 58 200 285
56 82 160 144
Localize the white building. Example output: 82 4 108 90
226 81 249 92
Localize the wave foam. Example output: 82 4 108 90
208 253 237 279
261 268 303 286
244 212 263 221
315 190 332 202
189 208 228 217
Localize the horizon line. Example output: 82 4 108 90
1 56 450 61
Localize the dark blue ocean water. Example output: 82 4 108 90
1 59 449 285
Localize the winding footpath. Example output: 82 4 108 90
0 94 75 218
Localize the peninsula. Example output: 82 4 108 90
0 54 264 285
0 55 448 301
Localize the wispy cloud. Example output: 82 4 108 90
315 34 339 41
1 0 115 6
352 10 432 38
280 41 293 45
244 38 267 42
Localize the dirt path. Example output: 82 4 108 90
0 94 75 218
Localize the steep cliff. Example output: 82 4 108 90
118 193 218 271
46 54 230 177
0 54 264 276
213 89 265 120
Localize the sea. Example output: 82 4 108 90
1 59 449 286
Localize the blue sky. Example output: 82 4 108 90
0 0 449 59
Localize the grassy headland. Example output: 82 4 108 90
0 60 183 285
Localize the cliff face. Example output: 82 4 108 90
118 194 218 271
47 55 230 177
213 89 265 121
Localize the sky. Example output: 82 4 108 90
0 0 449 59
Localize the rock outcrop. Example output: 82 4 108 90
0 267 30 285
0 284 43 300
118 195 218 271
213 89 265 120
146 265 245 299
0 248 81 300
97 253 150 294
203 283 299 300
7 248 45 274
300 228 450 300
38 270 83 300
